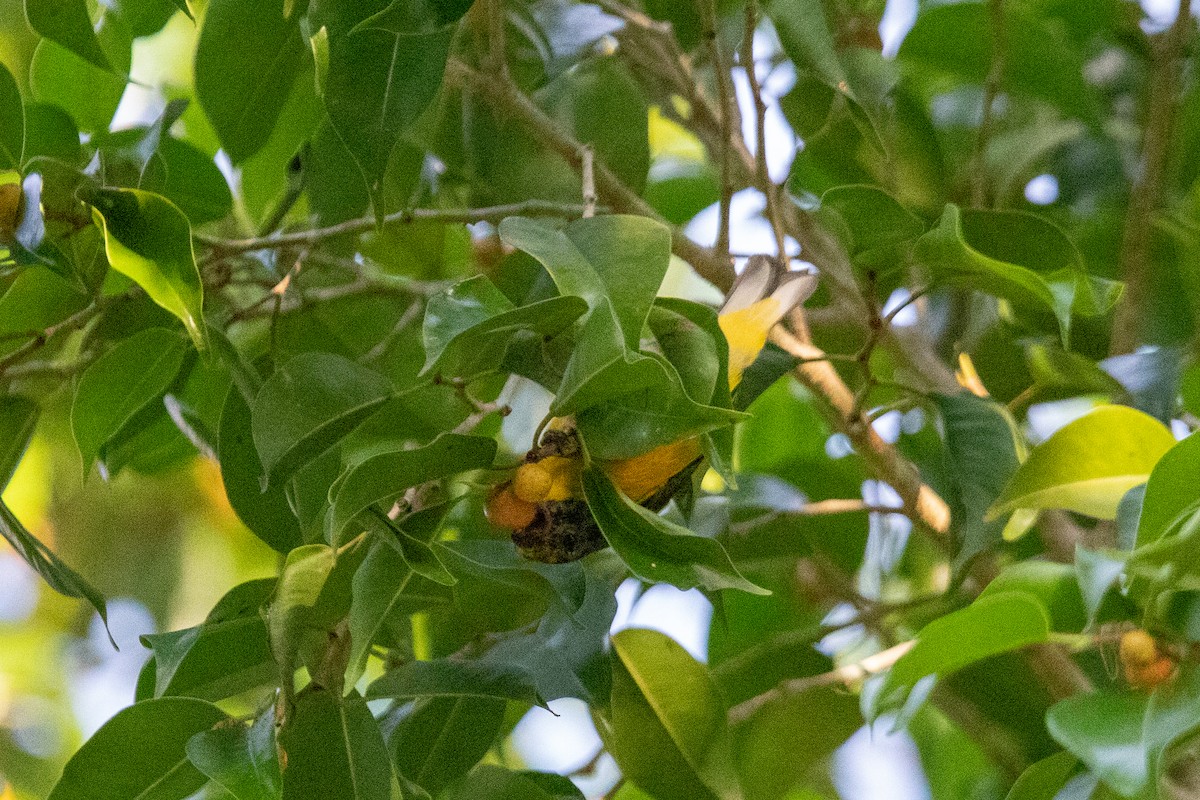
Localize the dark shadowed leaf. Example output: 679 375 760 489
0 62 22 168
387 696 505 796
277 688 395 800
25 0 111 72
186 708 281 800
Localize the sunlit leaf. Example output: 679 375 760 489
25 0 112 72
988 406 1175 521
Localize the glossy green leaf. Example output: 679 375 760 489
268 544 336 676
359 510 455 586
87 188 207 348
1074 546 1126 624
195 0 307 163
978 561 1087 634
1046 692 1149 797
0 499 110 644
186 708 282 800
445 766 586 800
421 277 587 379
0 395 38 491
25 0 111 72
48 698 228 800
324 13 452 212
988 406 1175 521
140 579 275 701
368 656 545 706
914 205 1114 344
388 696 505 797
28 14 130 134
499 215 671 353
251 353 392 488
330 433 495 538
1137 432 1200 550
114 0 182 38
583 467 767 595
71 327 188 475
1003 752 1077 800
879 593 1051 708
605 629 739 800
158 137 235 225
767 0 846 92
0 61 22 168
816 185 923 265
277 688 395 800
935 392 1023 566
217 387 304 553
22 102 82 166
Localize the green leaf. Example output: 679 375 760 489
251 353 393 488
360 510 455 586
1046 692 1149 797
368 657 545 706
988 406 1175 521
388 696 505 797
583 467 767 595
1136 432 1200 550
217 387 304 553
1074 546 1126 624
767 0 846 92
186 708 282 800
71 327 188 476
0 61 23 168
140 578 276 701
277 688 395 800
878 593 1051 710
324 15 453 212
330 433 496 539
28 14 130 134
421 277 587 379
816 185 924 266
914 204 1113 344
605 629 740 800
0 395 38 491
268 544 336 676
444 766 586 800
0 498 111 644
978 561 1086 634
87 188 207 348
934 392 1023 566
195 0 307 163
48 698 228 800
25 0 112 72
1003 752 1077 800
499 215 672 353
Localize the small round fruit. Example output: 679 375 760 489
0 182 21 243
485 485 537 530
1126 656 1176 691
513 462 554 503
1119 629 1159 668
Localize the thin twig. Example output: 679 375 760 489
698 0 738 259
742 0 788 257
969 0 1006 208
581 145 597 218
728 640 915 724
195 200 599 261
1110 0 1193 354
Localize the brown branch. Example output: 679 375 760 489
741 0 788 257
771 313 953 540
1110 0 1194 354
698 0 738 259
444 57 736 290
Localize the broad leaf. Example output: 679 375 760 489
816 184 923 267
28 15 129 134
186 708 282 800
324 12 453 212
195 0 307 163
0 61 22 168
140 579 275 701
978 561 1087 634
48 698 228 800
1002 752 1077 800
25 0 111 72
268 544 336 677
329 432 496 539
0 499 110 643
583 467 767 595
877 593 1051 712
1136 432 1200 550
0 395 38 491
277 688 395 800
445 766 586 800
387 696 505 797
988 405 1175 521
251 353 392 488
87 188 207 348
71 327 188 475
605 629 740 800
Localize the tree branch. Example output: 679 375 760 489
969 0 1006 209
698 0 738 259
741 0 788 257
1110 0 1194 354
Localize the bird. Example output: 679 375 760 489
487 255 818 563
